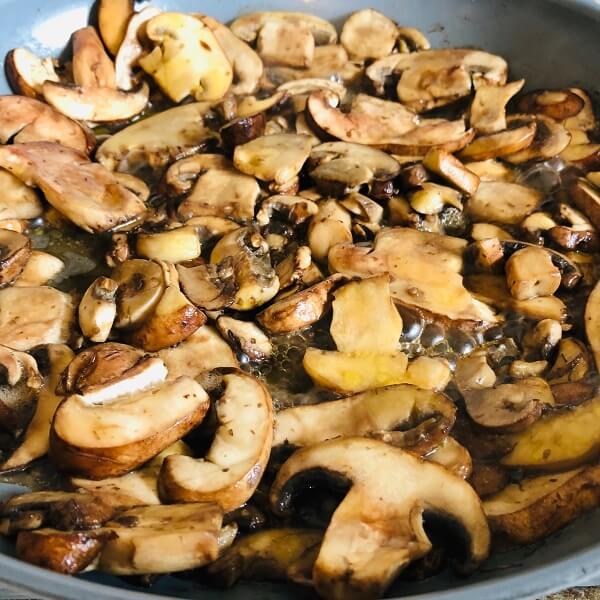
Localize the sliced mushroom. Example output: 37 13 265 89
50 374 210 479
307 200 352 261
216 316 272 361
274 246 316 291
467 181 542 225
366 48 507 111
5 48 59 99
484 466 600 544
159 371 273 512
279 77 346 111
96 102 217 171
177 259 237 311
98 0 133 56
339 192 384 224
470 223 512 241
329 227 497 325
0 169 42 221
256 20 314 68
168 154 260 222
235 91 288 119
465 159 515 183
563 88 597 131
502 394 600 470
423 148 480 196
158 326 238 381
0 143 146 233
234 133 312 185
78 277 118 343
14 251 64 288
303 348 409 394
560 143 600 172
570 178 600 231
517 89 585 121
257 274 342 334
136 226 201 264
271 437 490 600
0 287 74 351
229 12 337 46
504 114 571 164
257 195 319 227
72 26 116 89
506 246 561 300
548 338 591 384
425 437 472 479
459 123 537 161
469 79 525 134
115 7 162 91
186 216 241 242
112 259 165 330
0 96 93 155
340 9 398 60
139 12 232 103
200 16 263 95
220 113 267 150
454 352 497 395
206 528 322 587
0 229 31 287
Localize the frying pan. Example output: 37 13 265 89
0 0 599 598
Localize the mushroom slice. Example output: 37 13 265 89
467 181 542 225
220 113 267 150
425 437 472 479
187 216 240 242
548 338 591 384
329 227 497 325
274 384 455 456
115 7 162 91
307 200 352 260
0 169 42 220
471 223 512 241
216 316 272 361
339 192 384 224
469 79 525 134
112 259 165 330
136 226 201 264
455 352 497 395
459 123 537 161
234 133 312 185
210 227 279 311
0 143 146 233
0 229 31 287
0 345 72 472
5 48 59 99
585 279 600 371
0 287 74 351
274 246 315 291
14 251 64 288
560 143 600 172
130 282 206 352
159 371 273 512
330 275 403 353
170 154 260 222
423 148 480 196
504 114 571 164
98 0 133 56
159 326 238 381
257 20 314 68
98 503 227 575
563 88 597 131
340 9 398 60
96 102 216 172
278 78 346 105
235 91 288 119
77 277 117 343
72 26 116 89
309 141 401 195
306 91 418 144
177 259 237 311
139 13 232 103
257 274 342 334
484 466 600 544
257 195 319 227
502 394 600 470
200 16 263 95
206 528 322 587
42 81 149 123
366 49 507 111
464 378 553 433
0 96 93 155
570 178 600 230
464 159 515 182
303 348 409 394
50 375 210 479
517 89 585 121
506 246 561 300
271 437 490 600
229 12 337 46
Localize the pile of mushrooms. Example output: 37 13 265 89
0 4 600 600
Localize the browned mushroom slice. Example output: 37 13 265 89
136 226 201 264
98 0 133 56
0 143 146 233
216 316 272 361
274 385 455 456
464 159 515 183
257 20 314 68
548 338 591 384
0 229 31 287
563 88 597 132
506 246 561 300
423 148 480 195
169 155 260 222
257 274 342 334
470 79 525 134
517 89 585 121
177 259 237 311
307 200 352 260
220 113 267 150
5 48 59 99
366 49 507 111
274 246 316 291
560 143 600 172
484 466 600 544
569 178 600 230
159 371 273 512
72 26 116 89
459 123 537 161
0 169 42 220
78 278 118 343
0 96 93 155
42 81 149 123
257 195 319 227
470 223 512 241
279 77 346 112
504 114 571 164
271 438 490 600
329 227 497 325
340 9 398 60
464 378 553 433
96 102 216 171
466 181 542 225
186 217 240 243
425 437 472 479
